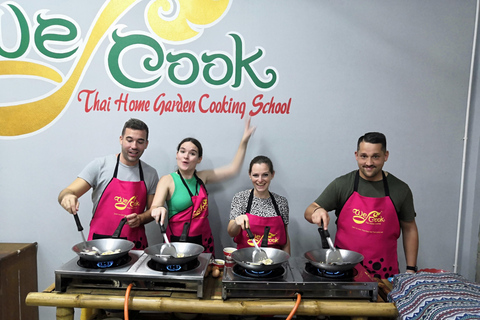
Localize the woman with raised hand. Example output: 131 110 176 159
151 118 256 253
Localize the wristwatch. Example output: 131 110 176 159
406 265 418 272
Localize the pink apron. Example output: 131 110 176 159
166 171 214 254
88 155 148 250
234 190 287 250
335 171 400 278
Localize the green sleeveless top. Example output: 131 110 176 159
166 172 199 218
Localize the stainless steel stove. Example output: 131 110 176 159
222 257 378 301
222 260 298 300
55 251 212 298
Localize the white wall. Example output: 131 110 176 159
1 1 479 319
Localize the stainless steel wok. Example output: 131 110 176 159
144 242 204 265
304 248 363 272
72 238 134 262
72 217 134 262
305 226 364 272
232 247 290 271
144 221 204 265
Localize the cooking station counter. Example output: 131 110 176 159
26 252 397 320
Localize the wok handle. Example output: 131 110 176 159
261 226 270 247
112 218 128 238
180 222 190 242
245 224 262 249
318 227 330 249
245 226 254 240
73 213 83 232
159 223 167 234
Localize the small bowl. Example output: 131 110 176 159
223 247 237 260
213 259 225 269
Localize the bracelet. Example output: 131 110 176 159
313 206 322 213
406 265 418 272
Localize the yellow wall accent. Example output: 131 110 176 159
0 0 137 137
0 61 62 83
147 0 230 42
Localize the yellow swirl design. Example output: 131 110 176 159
147 0 230 42
193 198 208 218
352 210 383 224
0 0 137 137
0 61 62 82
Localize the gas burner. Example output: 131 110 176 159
56 252 211 297
77 254 131 269
304 262 357 280
147 258 200 272
232 264 285 280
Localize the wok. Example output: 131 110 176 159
144 242 204 265
304 225 363 272
304 248 363 272
72 217 134 262
144 222 204 265
232 247 290 271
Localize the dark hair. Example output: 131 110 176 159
357 132 387 152
249 155 274 174
122 118 149 140
177 137 203 157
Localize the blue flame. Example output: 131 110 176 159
166 264 182 272
97 261 114 268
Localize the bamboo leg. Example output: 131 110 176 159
81 308 100 320
56 307 74 320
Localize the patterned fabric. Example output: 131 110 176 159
229 189 289 224
388 272 480 319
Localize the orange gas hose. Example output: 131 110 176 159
124 283 134 320
286 292 301 320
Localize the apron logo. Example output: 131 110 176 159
267 232 279 245
352 209 386 225
247 232 278 246
193 198 208 217
114 195 140 210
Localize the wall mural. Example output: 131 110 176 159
0 0 291 138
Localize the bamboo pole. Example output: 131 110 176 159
26 292 398 318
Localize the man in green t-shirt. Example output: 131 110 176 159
304 132 419 278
